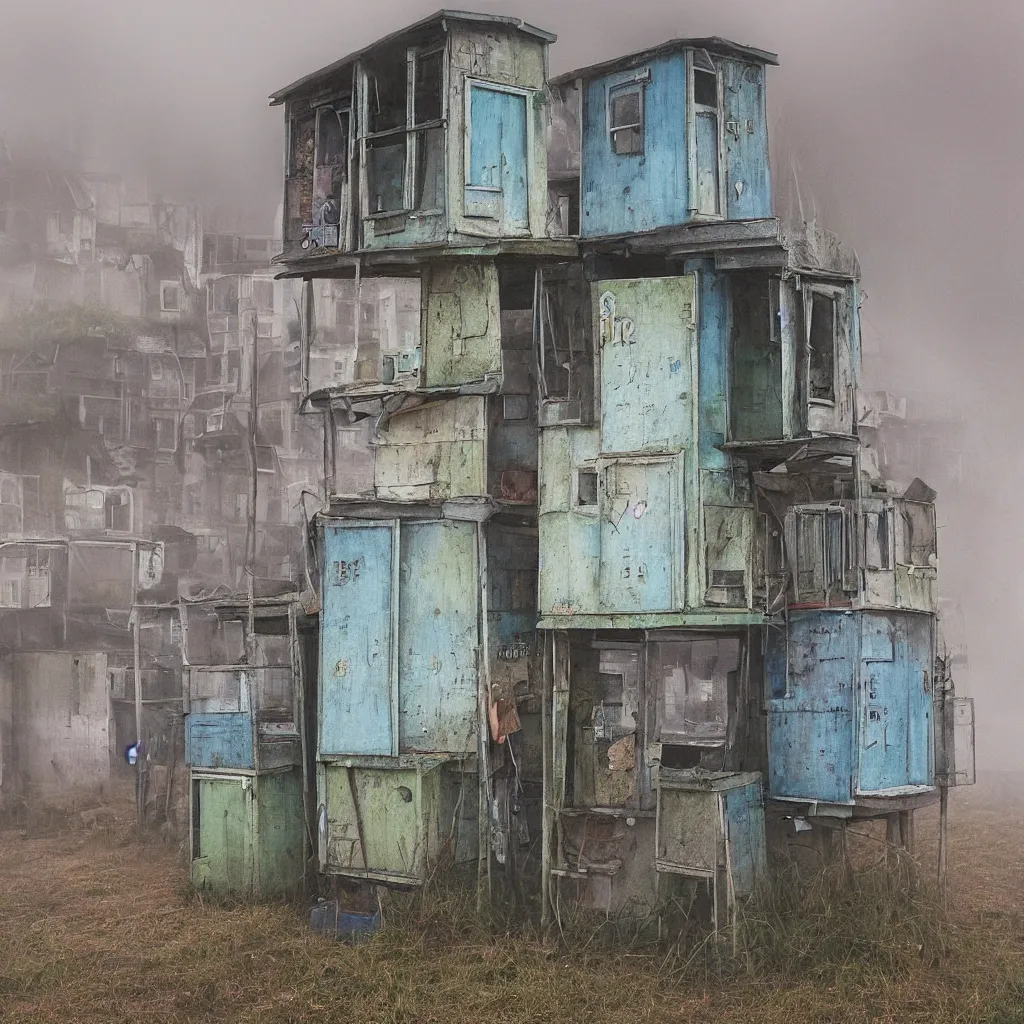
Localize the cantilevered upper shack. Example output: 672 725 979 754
269 10 571 273
548 37 779 240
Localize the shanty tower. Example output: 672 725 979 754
269 11 572 892
534 33 969 927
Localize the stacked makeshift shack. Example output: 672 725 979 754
233 10 976 916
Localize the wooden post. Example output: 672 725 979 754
937 786 949 902
132 559 145 835
885 813 900 872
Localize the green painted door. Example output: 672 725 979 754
398 521 478 753
597 276 696 455
324 765 433 881
195 777 253 893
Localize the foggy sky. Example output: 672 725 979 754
1 0 1021 767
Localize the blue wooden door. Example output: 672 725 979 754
599 457 679 613
320 522 394 756
467 85 528 230
858 613 932 793
597 276 695 455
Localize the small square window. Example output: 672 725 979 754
609 84 644 156
160 282 181 312
503 394 529 421
693 68 718 108
576 468 598 508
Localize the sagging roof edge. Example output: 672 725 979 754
269 9 557 106
549 36 780 87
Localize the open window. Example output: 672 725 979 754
690 49 721 216
575 467 598 511
537 263 593 422
862 508 893 570
608 80 645 155
307 276 421 391
652 637 740 747
903 501 936 567
285 112 316 245
310 105 349 248
364 47 445 219
808 291 836 403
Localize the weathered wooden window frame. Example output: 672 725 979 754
806 285 840 407
606 71 649 157
652 635 742 747
463 78 535 224
160 281 181 312
571 464 599 515
310 102 351 249
360 45 448 220
901 499 937 568
686 48 725 219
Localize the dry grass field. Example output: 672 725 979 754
0 779 1022 1024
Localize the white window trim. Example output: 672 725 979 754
605 69 650 156
686 49 726 220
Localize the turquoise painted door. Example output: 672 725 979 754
858 614 932 793
597 276 696 455
599 457 679 613
320 523 394 756
467 85 528 230
398 521 478 753
195 777 253 893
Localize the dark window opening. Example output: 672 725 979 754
286 113 316 244
577 468 598 507
366 136 406 214
366 51 407 134
825 508 845 591
863 510 892 570
609 85 644 156
652 638 740 744
413 49 443 124
660 744 704 770
538 264 591 408
694 68 718 107
808 292 836 402
904 502 936 566
104 490 131 532
161 284 180 312
312 106 348 248
413 127 444 211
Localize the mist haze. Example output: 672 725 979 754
1 0 1018 766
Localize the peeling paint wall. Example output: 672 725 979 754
5 651 111 798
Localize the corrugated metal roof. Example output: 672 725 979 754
269 9 556 106
550 36 779 86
